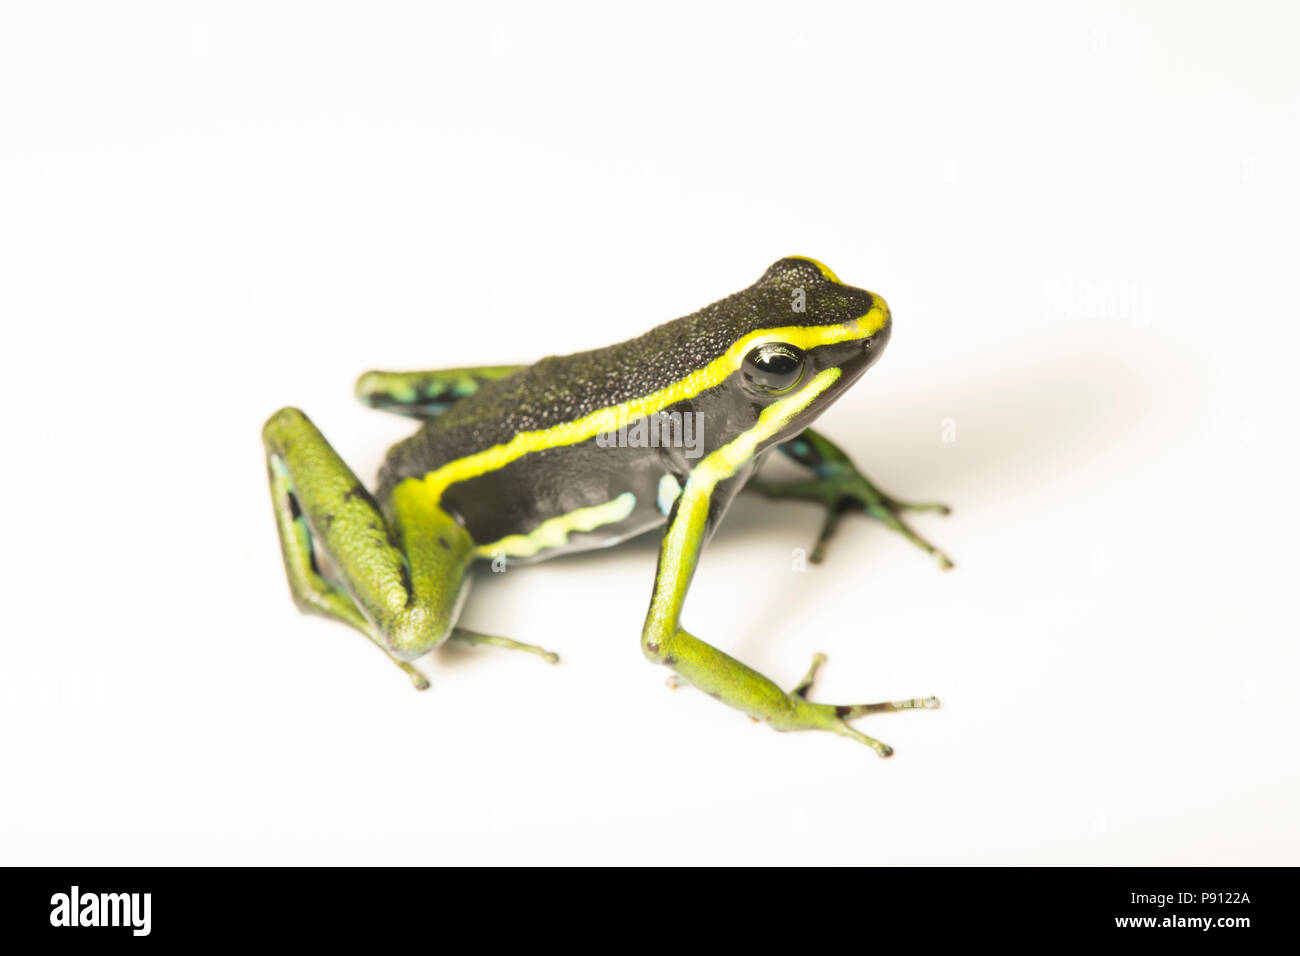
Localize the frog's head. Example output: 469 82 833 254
704 256 891 449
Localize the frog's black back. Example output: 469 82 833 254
375 258 874 502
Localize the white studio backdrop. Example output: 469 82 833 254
1 1 1296 864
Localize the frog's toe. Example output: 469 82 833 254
888 497 951 516
449 627 560 664
836 695 941 717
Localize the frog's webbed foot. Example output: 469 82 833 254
779 653 941 758
752 429 953 568
752 473 953 568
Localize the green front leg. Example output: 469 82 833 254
640 385 939 757
751 428 953 568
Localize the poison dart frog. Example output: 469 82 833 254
263 257 951 756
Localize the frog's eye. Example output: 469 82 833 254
742 343 805 394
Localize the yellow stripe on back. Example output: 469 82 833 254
420 303 887 501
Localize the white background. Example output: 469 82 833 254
2 1 1297 865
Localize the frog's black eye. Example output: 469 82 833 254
742 343 805 393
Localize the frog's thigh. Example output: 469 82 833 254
262 407 474 664
263 421 431 689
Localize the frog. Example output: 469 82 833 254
262 256 952 756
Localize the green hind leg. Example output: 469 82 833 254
354 365 522 419
266 449 433 689
750 428 953 568
262 407 556 688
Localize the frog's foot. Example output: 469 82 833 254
775 653 941 758
756 429 953 568
751 473 953 568
449 628 560 664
